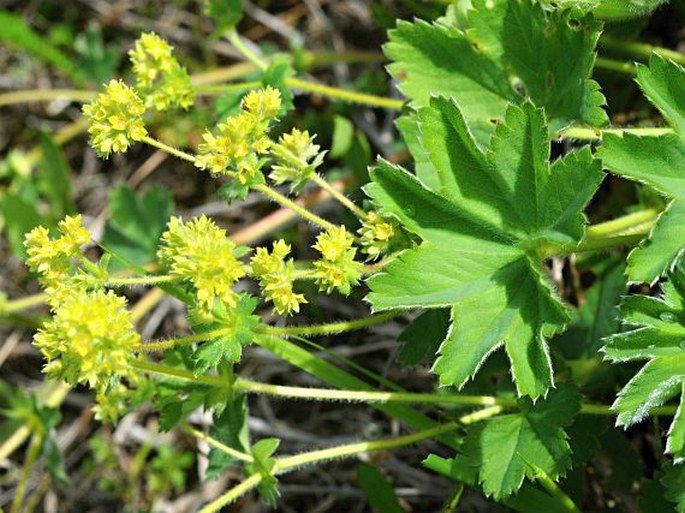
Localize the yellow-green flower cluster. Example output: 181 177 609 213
270 128 325 190
195 87 282 182
312 226 364 295
82 79 147 158
158 216 245 312
250 240 307 316
33 289 140 389
358 211 396 259
129 32 195 111
24 215 92 307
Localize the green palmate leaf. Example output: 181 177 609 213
102 185 173 269
385 0 607 148
190 294 260 374
599 55 685 283
357 463 404 513
477 384 578 498
604 263 685 462
453 384 580 499
366 98 603 397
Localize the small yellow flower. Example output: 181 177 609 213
158 216 245 311
82 80 147 158
312 226 363 295
358 211 396 259
313 250 364 296
313 226 355 262
250 240 306 316
270 128 325 189
242 87 282 120
129 32 195 111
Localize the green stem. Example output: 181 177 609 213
600 35 685 67
225 29 268 70
253 183 335 231
182 424 254 463
1 293 47 315
200 405 503 513
258 311 399 337
284 77 404 109
560 126 673 141
535 474 582 513
594 56 636 75
10 434 42 513
140 136 197 163
129 359 225 387
195 81 263 95
199 473 264 513
310 174 369 220
540 233 644 257
0 89 96 107
234 378 517 407
585 209 659 238
105 274 178 287
132 327 236 353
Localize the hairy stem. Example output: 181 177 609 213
1 293 47 315
258 311 399 337
225 28 268 70
0 89 96 107
594 56 636 75
253 183 335 231
586 209 659 238
132 327 236 353
140 136 197 163
105 274 178 287
10 434 42 513
200 405 502 512
310 174 369 220
600 35 685 67
182 424 254 463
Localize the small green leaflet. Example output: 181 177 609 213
385 0 607 148
452 385 580 499
663 463 685 512
603 263 685 462
189 294 260 374
598 55 685 283
366 98 603 398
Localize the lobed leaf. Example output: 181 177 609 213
366 98 602 397
604 263 685 462
386 0 607 148
599 55 685 282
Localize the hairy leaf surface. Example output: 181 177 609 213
451 385 579 498
366 98 603 397
604 263 685 462
599 55 685 282
385 0 607 148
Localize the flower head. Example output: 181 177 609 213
24 215 92 306
82 80 147 158
312 226 363 295
195 87 281 178
269 128 325 191
129 32 195 111
33 289 140 388
250 240 306 316
158 216 245 311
